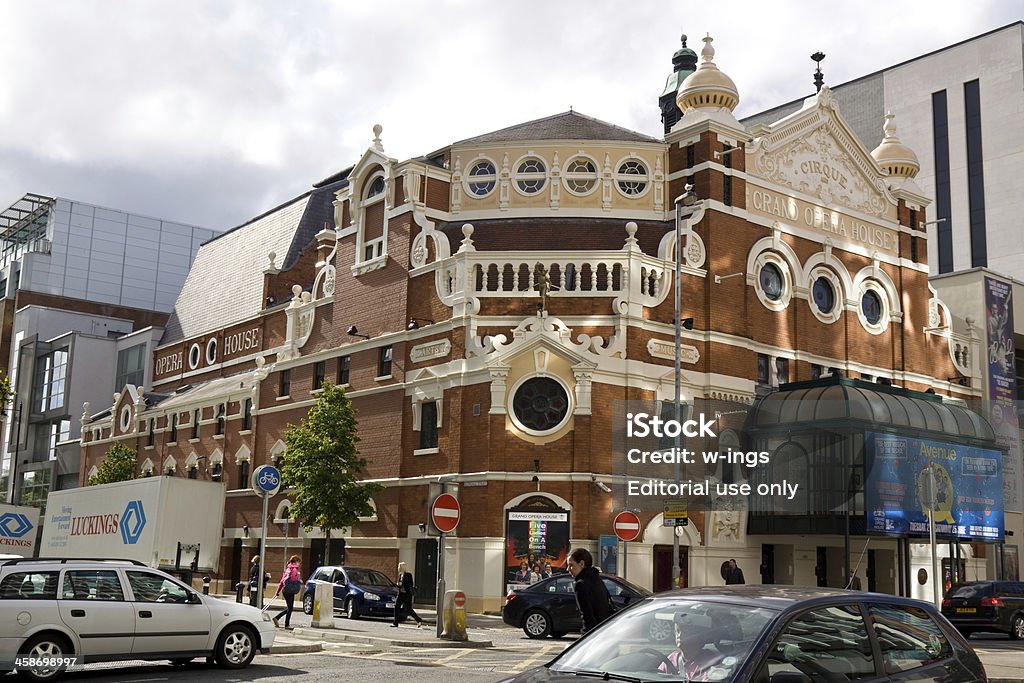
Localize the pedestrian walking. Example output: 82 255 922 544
392 561 423 628
273 555 302 629
248 556 261 606
847 570 862 590
724 559 745 585
567 548 613 634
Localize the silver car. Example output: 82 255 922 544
0 558 276 681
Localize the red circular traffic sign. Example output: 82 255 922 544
613 511 641 542
453 592 466 608
431 493 461 533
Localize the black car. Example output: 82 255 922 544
942 580 1024 638
502 573 653 639
500 586 985 683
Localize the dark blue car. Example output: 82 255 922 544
300 565 399 619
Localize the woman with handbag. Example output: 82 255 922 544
273 555 302 629
392 561 423 628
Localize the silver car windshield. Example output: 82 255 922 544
551 599 777 683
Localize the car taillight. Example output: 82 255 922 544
981 596 1003 607
505 590 516 604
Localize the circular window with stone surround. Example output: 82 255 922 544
857 281 890 335
752 251 793 311
510 376 572 436
807 267 843 324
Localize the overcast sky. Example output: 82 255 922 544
1 1 1021 231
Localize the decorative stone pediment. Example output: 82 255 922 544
470 313 623 362
747 86 894 219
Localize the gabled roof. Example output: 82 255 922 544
454 111 661 146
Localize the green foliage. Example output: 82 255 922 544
0 374 13 407
280 382 381 543
89 442 137 485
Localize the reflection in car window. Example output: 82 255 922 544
345 569 393 587
127 571 190 603
603 578 624 597
61 570 125 601
552 598 774 682
768 605 875 681
948 583 992 599
0 571 59 600
867 603 951 674
546 576 574 593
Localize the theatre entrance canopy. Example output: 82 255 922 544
743 377 1002 541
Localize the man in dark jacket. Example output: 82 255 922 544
567 548 613 634
725 559 745 585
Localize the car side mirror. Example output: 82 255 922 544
770 673 812 683
188 592 202 605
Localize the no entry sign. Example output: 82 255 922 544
613 511 641 542
431 493 461 533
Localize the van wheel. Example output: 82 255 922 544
18 633 72 682
1012 615 1024 640
303 593 314 615
523 609 552 638
215 624 257 668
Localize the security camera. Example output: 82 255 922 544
347 325 358 335
592 476 612 493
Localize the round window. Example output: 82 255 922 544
861 290 883 326
616 159 648 195
468 160 496 196
759 263 784 301
188 343 201 370
512 377 570 433
515 158 547 195
563 157 597 195
812 276 836 314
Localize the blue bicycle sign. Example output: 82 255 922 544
251 465 282 496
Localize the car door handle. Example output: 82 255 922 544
139 610 152 618
70 609 86 617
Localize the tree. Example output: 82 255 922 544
89 442 137 485
280 381 381 561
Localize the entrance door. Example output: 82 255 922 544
414 538 437 604
653 545 687 592
761 544 775 584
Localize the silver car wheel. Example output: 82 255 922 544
524 611 550 638
1014 615 1024 640
21 635 69 681
222 629 254 666
648 617 673 642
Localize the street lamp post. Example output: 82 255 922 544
673 185 703 589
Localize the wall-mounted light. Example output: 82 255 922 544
347 325 370 340
681 318 694 331
408 317 435 330
242 524 249 538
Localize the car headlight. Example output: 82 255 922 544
363 592 380 601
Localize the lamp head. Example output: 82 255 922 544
676 184 698 207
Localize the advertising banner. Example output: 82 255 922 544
0 502 40 557
985 276 1021 512
599 535 619 575
865 432 1003 541
504 508 569 592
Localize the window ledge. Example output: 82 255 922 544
375 374 393 382
213 434 224 440
276 395 291 402
167 441 178 447
188 438 200 444
351 254 388 277
311 388 324 396
238 429 252 436
143 445 154 451
413 447 440 456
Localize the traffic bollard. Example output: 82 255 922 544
440 589 468 641
202 576 211 595
235 581 245 603
312 582 334 628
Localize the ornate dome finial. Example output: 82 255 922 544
676 33 739 113
871 111 920 179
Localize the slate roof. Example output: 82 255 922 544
454 111 661 146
